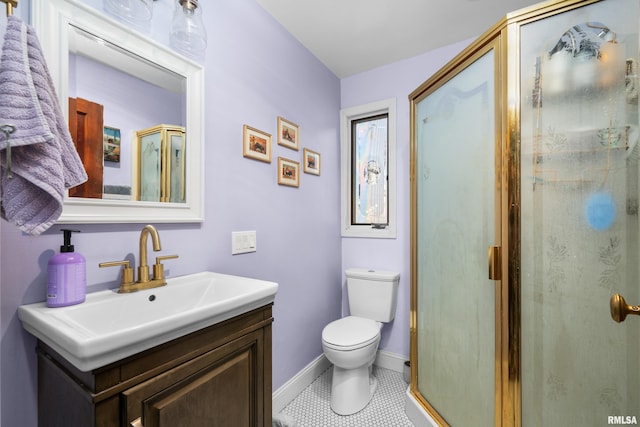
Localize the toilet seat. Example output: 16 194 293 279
322 316 381 351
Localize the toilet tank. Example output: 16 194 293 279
346 268 400 322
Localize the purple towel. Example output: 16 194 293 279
0 16 87 235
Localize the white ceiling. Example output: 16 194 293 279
256 0 543 78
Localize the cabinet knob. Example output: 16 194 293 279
130 417 143 427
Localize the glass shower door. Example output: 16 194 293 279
519 0 640 424
414 44 499 426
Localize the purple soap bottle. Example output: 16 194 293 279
47 229 86 308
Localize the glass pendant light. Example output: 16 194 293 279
104 0 153 24
170 0 207 59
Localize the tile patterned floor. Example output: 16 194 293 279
279 366 415 427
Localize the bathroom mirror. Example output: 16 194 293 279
32 0 204 223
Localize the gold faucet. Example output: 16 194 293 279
99 224 179 293
138 224 161 284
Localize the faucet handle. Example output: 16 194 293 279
153 255 179 281
99 260 134 287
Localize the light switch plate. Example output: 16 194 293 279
232 231 256 255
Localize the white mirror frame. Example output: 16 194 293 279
32 0 205 223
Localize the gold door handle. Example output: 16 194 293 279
488 246 501 280
610 293 640 322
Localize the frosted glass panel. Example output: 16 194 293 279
415 49 496 426
520 0 640 424
169 133 185 203
139 132 161 202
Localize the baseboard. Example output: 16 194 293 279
272 350 409 413
272 354 331 413
404 387 439 427
374 349 408 373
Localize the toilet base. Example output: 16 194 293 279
330 364 378 415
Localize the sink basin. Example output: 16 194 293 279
18 272 278 371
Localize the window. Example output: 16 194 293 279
351 114 389 225
341 98 396 238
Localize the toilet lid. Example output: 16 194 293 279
322 316 380 348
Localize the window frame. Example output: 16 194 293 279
340 98 397 238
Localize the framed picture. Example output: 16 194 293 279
277 157 300 187
103 126 121 163
303 148 320 175
243 125 272 163
277 116 299 150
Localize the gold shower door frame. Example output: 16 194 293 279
409 32 510 426
409 1 623 426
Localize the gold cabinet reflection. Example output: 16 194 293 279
136 124 186 203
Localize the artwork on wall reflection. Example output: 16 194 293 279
277 157 300 187
277 116 299 150
303 148 320 175
243 125 272 163
103 126 121 163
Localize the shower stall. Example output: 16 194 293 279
409 0 640 425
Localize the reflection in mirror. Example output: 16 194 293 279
67 25 186 203
136 124 186 202
33 0 204 223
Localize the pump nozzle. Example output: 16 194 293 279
60 229 81 253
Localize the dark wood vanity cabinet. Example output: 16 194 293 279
36 305 273 427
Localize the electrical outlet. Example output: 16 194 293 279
232 231 256 255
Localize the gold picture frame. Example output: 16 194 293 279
277 116 299 150
277 157 300 187
303 148 320 175
243 125 272 163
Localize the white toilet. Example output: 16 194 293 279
321 268 400 415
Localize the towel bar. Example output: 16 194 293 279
0 0 18 176
0 0 17 16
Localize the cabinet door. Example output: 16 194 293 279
122 330 264 427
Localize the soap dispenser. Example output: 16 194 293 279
47 229 86 307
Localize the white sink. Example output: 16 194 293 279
18 272 278 371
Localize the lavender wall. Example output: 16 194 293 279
70 54 184 189
340 39 473 357
0 1 341 425
0 0 477 424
